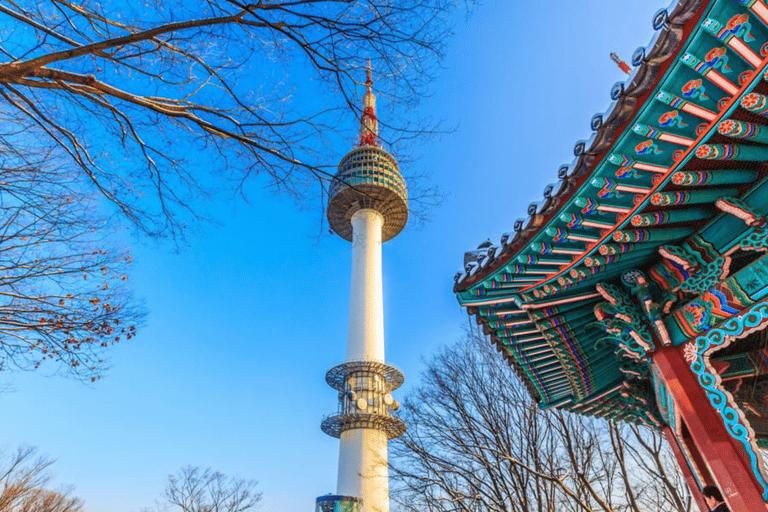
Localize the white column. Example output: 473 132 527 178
337 429 389 512
345 209 385 363
338 208 389 512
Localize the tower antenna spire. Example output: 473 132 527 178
359 59 378 147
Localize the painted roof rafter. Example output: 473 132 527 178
455 0 768 423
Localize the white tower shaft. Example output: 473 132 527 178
337 428 389 512
346 209 385 363
321 63 406 512
337 208 390 512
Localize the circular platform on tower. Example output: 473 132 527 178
325 361 404 391
327 146 408 242
321 412 407 440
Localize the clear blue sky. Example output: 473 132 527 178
0 1 664 510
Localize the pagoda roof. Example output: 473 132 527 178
454 0 768 425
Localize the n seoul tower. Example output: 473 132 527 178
316 63 407 512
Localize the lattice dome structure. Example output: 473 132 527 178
327 146 408 242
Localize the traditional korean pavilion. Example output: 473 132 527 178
454 1 768 510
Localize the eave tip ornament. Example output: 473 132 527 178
359 59 378 147
610 52 632 75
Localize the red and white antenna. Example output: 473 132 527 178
359 59 378 147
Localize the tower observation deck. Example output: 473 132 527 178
317 63 407 512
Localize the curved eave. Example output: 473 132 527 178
458 0 768 300
455 0 710 293
454 0 768 420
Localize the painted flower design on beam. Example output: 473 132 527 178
616 167 642 179
659 110 688 128
695 144 736 160
683 340 698 364
651 191 687 206
682 79 710 101
636 139 663 155
704 47 732 73
742 92 762 109
725 13 756 42
683 300 713 331
695 145 712 158
718 119 737 134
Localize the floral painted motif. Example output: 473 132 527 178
742 92 762 109
632 212 664 227
659 110 689 128
616 167 642 179
651 191 687 206
683 300 714 331
683 341 698 364
671 171 706 186
704 47 732 73
695 144 729 159
725 13 756 42
695 144 735 160
719 119 737 133
635 139 663 155
682 79 710 101
740 92 768 117
695 145 712 158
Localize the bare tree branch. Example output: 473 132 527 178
160 465 261 512
0 446 84 512
0 0 467 241
0 128 143 381
391 331 693 512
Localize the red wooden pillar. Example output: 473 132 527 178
662 425 710 512
653 345 768 511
